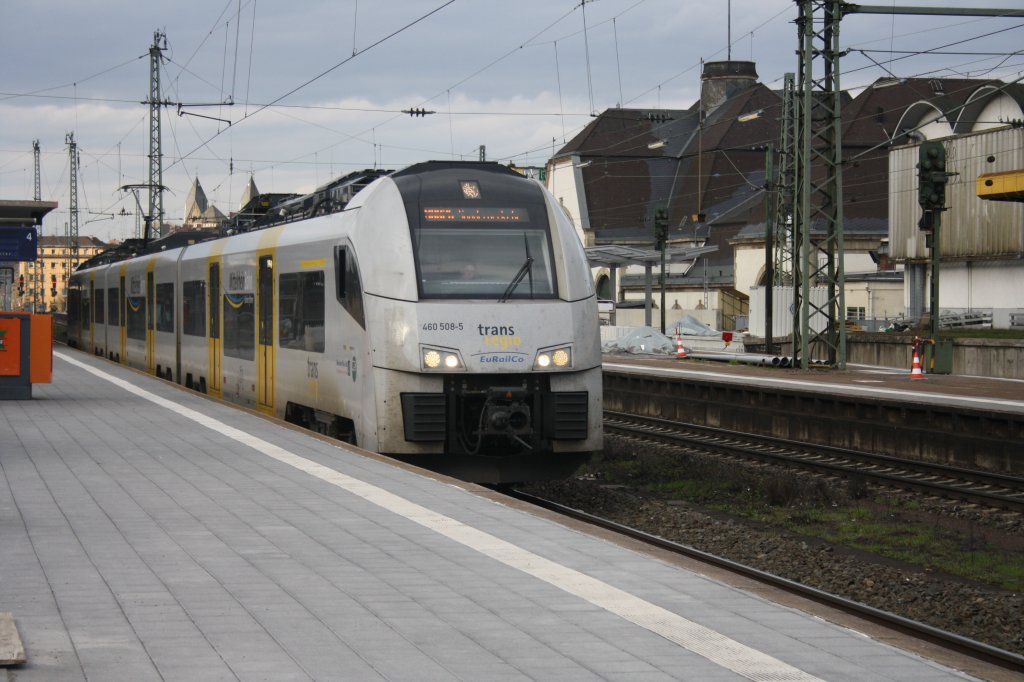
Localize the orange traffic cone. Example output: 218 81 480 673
910 349 925 380
675 335 688 359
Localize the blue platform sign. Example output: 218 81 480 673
0 227 38 262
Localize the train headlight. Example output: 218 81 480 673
533 345 572 370
421 345 465 372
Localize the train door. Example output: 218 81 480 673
119 273 127 363
146 267 155 374
208 261 222 397
88 278 96 353
257 253 275 413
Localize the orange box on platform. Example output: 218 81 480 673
30 313 53 383
0 313 52 383
0 317 21 376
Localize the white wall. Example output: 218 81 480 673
936 261 1024 309
545 157 588 247
734 244 764 295
845 282 905 321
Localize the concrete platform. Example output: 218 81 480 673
0 349 988 680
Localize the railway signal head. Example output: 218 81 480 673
917 141 947 213
654 206 668 251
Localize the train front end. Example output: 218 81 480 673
361 162 601 483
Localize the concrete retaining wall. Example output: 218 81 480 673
603 369 1024 475
847 335 1024 380
764 334 1024 380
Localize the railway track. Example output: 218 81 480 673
503 485 1024 676
604 410 1024 514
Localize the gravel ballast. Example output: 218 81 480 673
521 437 1024 656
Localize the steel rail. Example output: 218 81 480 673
604 411 1024 514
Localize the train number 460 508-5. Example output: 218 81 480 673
422 322 464 331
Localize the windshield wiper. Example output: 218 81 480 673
498 234 534 303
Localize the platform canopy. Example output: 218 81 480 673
585 244 718 268
0 200 58 226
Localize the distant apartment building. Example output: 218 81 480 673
12 235 107 312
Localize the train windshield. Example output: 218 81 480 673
414 210 556 299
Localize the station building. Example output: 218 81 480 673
548 62 1024 331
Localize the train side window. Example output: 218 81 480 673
68 285 81 332
279 271 325 352
223 292 255 360
182 280 207 337
208 263 220 339
81 294 91 331
107 287 119 326
334 246 365 329
155 282 175 332
94 288 105 324
126 294 146 340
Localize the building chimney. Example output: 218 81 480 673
701 61 758 116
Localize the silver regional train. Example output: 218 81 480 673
66 161 602 482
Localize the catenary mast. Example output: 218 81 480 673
33 140 42 309
148 31 167 238
66 132 79 303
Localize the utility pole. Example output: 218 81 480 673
917 140 949 338
654 206 668 334
763 145 775 354
148 31 167 238
66 132 79 307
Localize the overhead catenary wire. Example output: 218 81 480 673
8 1 1024 242
166 0 458 174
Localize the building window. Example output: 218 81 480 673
846 306 866 321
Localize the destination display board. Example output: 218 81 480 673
422 207 527 223
0 227 38 262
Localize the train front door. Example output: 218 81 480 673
146 268 155 374
208 261 222 397
88 278 95 353
119 273 127 363
257 253 274 413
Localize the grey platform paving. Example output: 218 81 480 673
0 350 980 681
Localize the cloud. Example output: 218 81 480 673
3 0 1023 244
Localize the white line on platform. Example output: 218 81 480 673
55 351 822 682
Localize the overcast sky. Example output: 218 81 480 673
2 0 1022 243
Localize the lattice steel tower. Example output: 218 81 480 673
32 140 41 201
66 132 80 300
148 31 167 237
773 73 795 288
33 140 42 308
793 0 846 369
